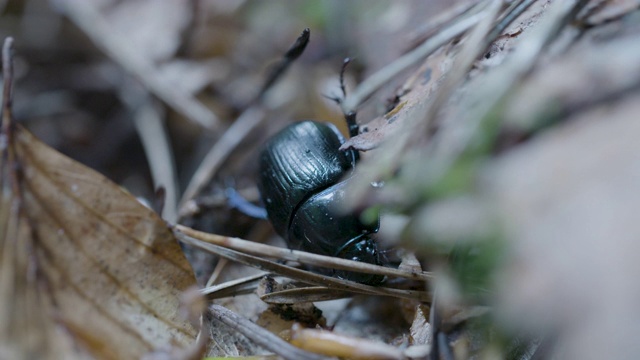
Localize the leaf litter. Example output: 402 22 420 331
3 0 640 359
0 38 198 359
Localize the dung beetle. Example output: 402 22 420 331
221 29 382 284
258 120 383 285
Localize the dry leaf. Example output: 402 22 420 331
0 122 198 358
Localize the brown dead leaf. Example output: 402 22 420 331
1 72 197 358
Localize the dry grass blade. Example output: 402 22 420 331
201 273 266 300
432 0 591 178
0 38 197 359
341 1 488 114
176 230 431 302
174 224 432 282
259 286 353 304
421 0 503 136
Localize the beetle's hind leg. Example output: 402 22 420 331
225 186 268 220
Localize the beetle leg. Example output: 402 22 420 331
226 187 268 220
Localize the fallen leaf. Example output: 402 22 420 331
1 118 198 356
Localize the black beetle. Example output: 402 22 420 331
258 120 383 285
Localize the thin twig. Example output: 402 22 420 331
204 258 229 288
201 272 266 299
406 0 483 50
209 304 332 360
424 0 503 136
260 286 353 304
488 0 538 41
133 103 178 222
122 87 180 223
174 224 433 282
428 0 592 182
341 2 489 114
177 231 431 302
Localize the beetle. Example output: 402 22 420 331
221 29 383 284
258 119 383 285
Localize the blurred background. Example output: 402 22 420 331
4 1 640 359
0 0 456 198
0 1 461 271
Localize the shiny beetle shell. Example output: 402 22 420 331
258 120 382 284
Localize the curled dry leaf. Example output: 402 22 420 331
0 122 198 356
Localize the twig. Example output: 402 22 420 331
205 257 228 287
114 78 180 223
130 98 179 223
423 0 503 136
209 304 332 360
176 230 431 302
174 224 432 282
341 2 489 114
429 0 592 181
406 0 483 49
57 0 221 131
489 0 538 41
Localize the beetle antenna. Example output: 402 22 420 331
322 58 361 138
253 28 310 104
337 58 359 138
339 57 351 99
325 57 352 105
